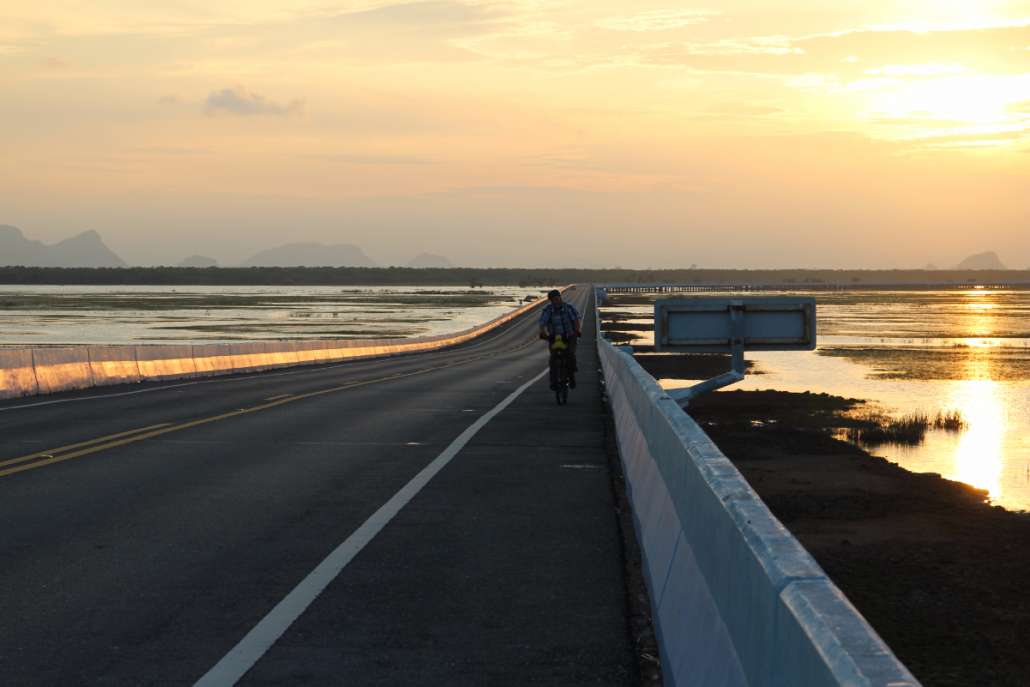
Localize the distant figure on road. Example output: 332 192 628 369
538 289 582 390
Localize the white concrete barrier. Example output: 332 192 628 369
192 344 236 377
88 346 141 386
293 341 334 364
0 288 561 400
263 341 301 369
227 342 272 373
135 345 199 380
597 331 920 686
32 347 94 395
0 350 39 399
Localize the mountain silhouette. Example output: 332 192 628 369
178 255 219 268
0 225 126 267
241 242 376 267
955 251 1007 270
406 252 453 268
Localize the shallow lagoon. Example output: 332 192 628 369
601 288 1030 512
0 285 545 345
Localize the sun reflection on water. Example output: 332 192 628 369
949 378 1005 501
946 338 1004 499
963 291 998 338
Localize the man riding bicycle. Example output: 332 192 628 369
538 289 583 391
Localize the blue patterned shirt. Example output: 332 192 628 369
539 301 582 337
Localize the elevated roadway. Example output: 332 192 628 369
0 286 636 686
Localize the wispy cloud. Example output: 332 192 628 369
596 9 718 32
204 88 303 117
322 1 500 29
40 57 71 70
640 23 1030 78
304 153 435 165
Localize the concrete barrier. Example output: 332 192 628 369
192 344 236 377
293 340 334 364
32 347 94 395
0 349 39 399
264 341 301 369
227 342 272 373
0 289 560 400
597 329 919 686
88 346 141 387
135 345 198 380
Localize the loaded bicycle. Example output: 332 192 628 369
537 288 583 407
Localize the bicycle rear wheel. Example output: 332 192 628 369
555 354 569 405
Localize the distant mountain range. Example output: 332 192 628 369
954 251 1007 270
240 242 376 267
1 224 1021 271
178 255 219 268
0 225 126 267
0 225 459 268
406 252 453 268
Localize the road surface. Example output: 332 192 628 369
0 286 637 686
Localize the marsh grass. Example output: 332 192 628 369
840 410 967 446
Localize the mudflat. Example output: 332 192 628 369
689 390 1030 687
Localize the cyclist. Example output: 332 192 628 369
538 289 583 391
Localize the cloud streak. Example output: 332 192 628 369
204 88 303 117
596 9 718 32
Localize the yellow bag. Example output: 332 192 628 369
551 335 567 351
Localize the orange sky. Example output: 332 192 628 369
1 1 1028 267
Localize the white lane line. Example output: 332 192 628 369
193 367 549 687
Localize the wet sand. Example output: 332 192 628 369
688 389 1030 687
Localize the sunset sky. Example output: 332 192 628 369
2 1 1029 268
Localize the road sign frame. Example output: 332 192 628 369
654 297 817 353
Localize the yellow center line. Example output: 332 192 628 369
0 423 173 471
264 394 292 401
0 340 540 481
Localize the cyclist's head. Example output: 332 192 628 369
547 289 562 303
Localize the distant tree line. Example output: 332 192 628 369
0 266 1027 287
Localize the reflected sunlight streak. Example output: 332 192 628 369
943 302 1005 499
950 377 1006 501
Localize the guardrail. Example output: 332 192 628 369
0 290 560 401
595 288 919 686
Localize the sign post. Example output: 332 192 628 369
653 297 816 406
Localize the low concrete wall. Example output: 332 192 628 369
32 347 95 395
191 344 236 377
226 342 272 373
0 350 39 400
88 346 141 386
597 328 919 686
0 289 557 400
135 345 199 381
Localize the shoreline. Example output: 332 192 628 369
688 388 1030 687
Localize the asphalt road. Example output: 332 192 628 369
0 286 636 686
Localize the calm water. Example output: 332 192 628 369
0 285 545 345
601 288 1030 512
